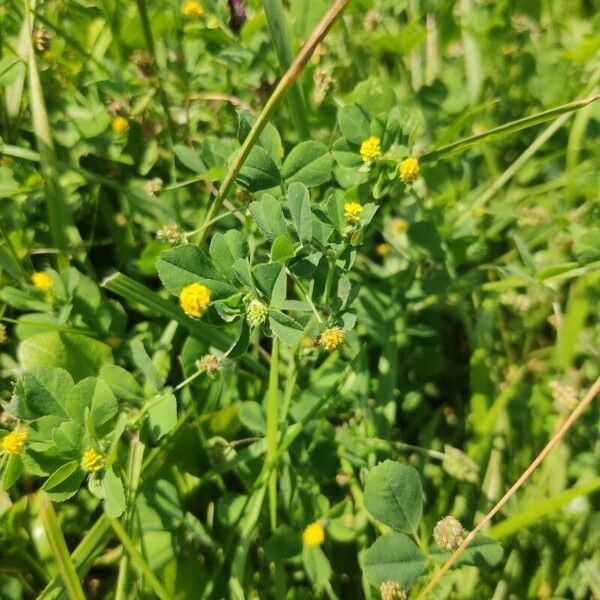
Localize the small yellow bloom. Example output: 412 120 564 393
180 283 211 318
318 327 345 352
390 218 408 234
399 156 420 184
111 116 129 134
360 136 382 162
376 242 391 257
302 522 325 547
344 202 363 224
104 336 122 349
206 15 219 29
301 336 314 349
1 430 28 455
31 271 52 291
182 0 204 18
472 206 485 218
81 448 104 473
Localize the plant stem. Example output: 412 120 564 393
416 375 600 599
197 0 352 246
266 337 280 530
38 496 86 600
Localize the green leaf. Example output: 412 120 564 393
64 377 118 430
156 245 237 300
147 392 177 443
287 182 313 244
210 230 249 282
17 333 113 382
236 146 281 192
573 231 600 264
7 367 73 420
302 545 332 589
131 339 163 392
249 194 291 241
364 460 423 533
237 111 283 164
327 190 346 233
100 365 144 401
253 263 284 301
352 78 396 115
269 311 303 346
430 534 503 568
1 455 23 491
173 144 206 174
43 461 85 502
102 467 126 517
338 104 371 145
281 141 333 187
271 235 295 263
361 531 427 588
226 320 251 359
232 258 255 289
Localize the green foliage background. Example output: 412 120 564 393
0 0 599 598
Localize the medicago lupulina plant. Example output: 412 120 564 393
1 0 599 599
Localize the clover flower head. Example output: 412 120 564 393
81 448 104 473
130 49 156 77
156 223 185 245
390 218 408 234
145 177 163 196
399 157 420 184
433 515 464 551
247 300 268 328
344 202 363 224
302 522 325 547
376 242 391 257
111 116 129 134
2 430 28 455
33 26 53 53
31 271 52 291
180 283 211 318
318 327 345 352
360 136 382 162
379 580 407 600
182 0 204 18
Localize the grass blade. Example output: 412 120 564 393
23 0 82 261
262 0 310 139
38 495 86 600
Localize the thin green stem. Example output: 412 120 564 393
266 337 280 531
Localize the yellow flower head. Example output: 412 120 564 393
472 206 485 218
376 242 391 257
318 327 345 352
31 271 52 291
360 136 382 162
390 218 408 234
344 202 363 224
0 323 7 346
182 0 204 18
302 522 325 547
2 430 28 455
81 448 104 473
301 336 314 349
399 156 420 184
180 283 211 318
111 116 129 134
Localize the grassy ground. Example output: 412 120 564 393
0 0 599 598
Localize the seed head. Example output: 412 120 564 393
31 271 52 291
111 116 129 135
145 177 163 196
247 300 268 328
344 202 363 224
433 515 464 551
130 49 156 77
196 354 222 377
182 0 204 18
302 522 325 547
81 448 104 473
379 580 407 600
1 430 28 455
156 223 185 245
399 157 420 184
33 26 53 53
360 136 382 162
180 283 211 318
318 327 345 352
